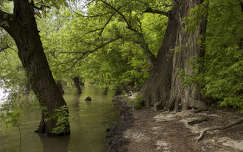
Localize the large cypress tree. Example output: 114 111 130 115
142 0 208 111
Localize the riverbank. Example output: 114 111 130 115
106 96 134 152
109 97 243 152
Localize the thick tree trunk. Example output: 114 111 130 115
142 4 179 110
168 0 208 111
23 80 31 94
2 0 70 135
72 77 82 95
57 80 64 95
142 0 207 111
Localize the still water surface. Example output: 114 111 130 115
0 87 119 152
0 87 8 106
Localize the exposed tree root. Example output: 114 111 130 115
196 119 243 142
188 117 208 126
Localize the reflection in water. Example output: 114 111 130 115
72 95 81 107
0 87 119 152
0 87 9 106
39 136 70 152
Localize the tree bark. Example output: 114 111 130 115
1 0 70 135
72 77 82 95
168 0 208 111
57 80 64 95
142 4 179 110
142 0 208 111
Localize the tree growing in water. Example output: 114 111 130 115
0 0 70 135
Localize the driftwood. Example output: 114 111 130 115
196 119 243 142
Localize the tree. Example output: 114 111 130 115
0 0 70 135
52 0 208 111
36 0 243 113
56 0 167 90
142 0 208 111
168 0 208 111
72 77 82 95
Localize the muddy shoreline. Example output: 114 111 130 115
106 98 243 152
106 96 134 152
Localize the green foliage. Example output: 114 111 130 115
0 102 22 145
38 0 168 91
79 42 150 90
183 0 209 33
49 106 69 134
202 0 243 110
182 0 243 111
0 104 21 128
0 49 27 91
1 0 242 113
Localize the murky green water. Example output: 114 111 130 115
0 87 119 152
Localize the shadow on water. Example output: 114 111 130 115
0 87 119 152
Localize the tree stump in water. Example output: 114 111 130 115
85 96 92 102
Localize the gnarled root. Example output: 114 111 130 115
196 119 243 142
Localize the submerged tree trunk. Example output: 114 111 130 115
142 0 208 111
1 0 70 135
72 77 82 95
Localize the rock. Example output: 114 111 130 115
85 96 92 102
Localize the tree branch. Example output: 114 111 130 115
98 12 116 35
33 4 51 10
74 11 112 18
99 0 139 33
0 45 9 52
85 12 116 35
130 34 157 65
96 0 157 64
0 45 17 52
85 28 105 34
144 7 169 17
58 36 122 72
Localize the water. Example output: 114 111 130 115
0 87 119 152
0 87 9 106
0 88 4 105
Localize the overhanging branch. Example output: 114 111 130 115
74 11 112 18
98 12 116 35
99 0 139 33
129 34 157 65
58 36 122 72
144 7 169 17
85 12 116 35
